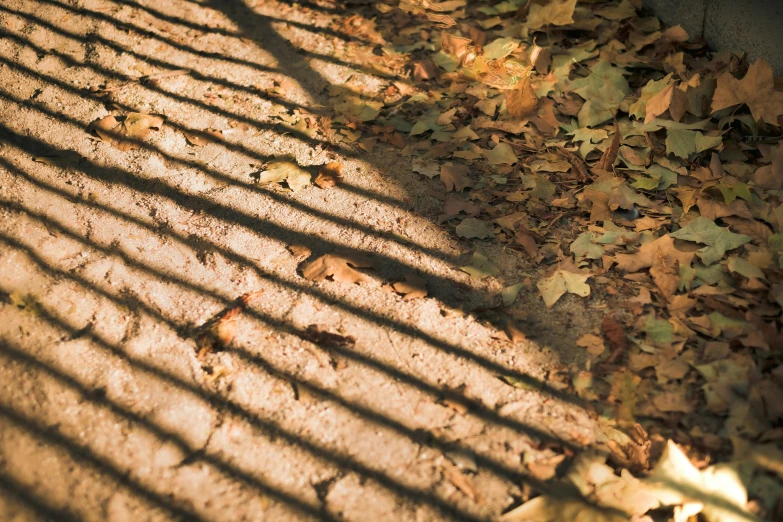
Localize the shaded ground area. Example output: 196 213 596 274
0 0 781 521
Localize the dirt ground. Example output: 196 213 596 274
0 1 609 520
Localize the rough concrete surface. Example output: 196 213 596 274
0 1 603 520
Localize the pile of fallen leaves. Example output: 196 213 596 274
290 0 783 519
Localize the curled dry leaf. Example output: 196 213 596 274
315 161 343 189
505 76 538 119
288 244 312 259
301 252 375 284
183 128 223 146
257 156 312 191
392 273 428 300
444 463 483 504
33 150 83 165
195 291 263 358
88 113 165 151
596 119 620 171
301 324 356 349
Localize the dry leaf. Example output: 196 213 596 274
444 464 483 503
183 128 223 146
33 150 83 165
88 113 164 151
440 163 473 191
506 77 538 119
391 273 428 300
301 253 375 284
596 119 620 171
315 161 343 189
712 58 783 126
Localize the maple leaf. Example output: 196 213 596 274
525 0 577 30
712 58 783 126
440 163 473 191
88 113 164 151
646 441 761 522
483 142 518 165
537 267 592 308
257 157 312 191
300 253 375 284
456 218 493 239
569 61 630 128
670 217 752 266
460 251 499 279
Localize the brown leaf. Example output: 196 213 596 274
711 58 783 126
440 163 473 192
288 244 312 259
668 86 688 122
392 273 428 300
196 292 262 357
88 113 164 151
301 253 375 284
301 324 356 349
315 161 343 189
412 59 438 81
753 141 783 190
505 77 538 119
33 150 83 165
444 464 483 504
183 128 223 147
596 119 620 171
602 316 628 353
614 234 694 273
645 83 674 123
441 32 472 57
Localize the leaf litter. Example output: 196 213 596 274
315 0 783 519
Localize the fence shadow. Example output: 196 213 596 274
0 0 609 520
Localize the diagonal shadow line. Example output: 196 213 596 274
0 300 543 495
0 120 575 415
0 22 407 184
0 195 579 451
0 27 332 150
4 2 366 116
0 148 585 415
31 0 279 73
101 0 408 82
0 88 454 267
0 339 336 521
105 0 380 51
0 473 81 522
0 48 431 242
0 402 212 521
0 287 484 522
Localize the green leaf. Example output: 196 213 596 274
644 315 674 345
727 256 765 279
570 61 630 127
501 283 523 306
456 218 493 239
460 252 500 279
570 232 604 260
483 37 520 60
670 217 752 265
665 129 723 159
